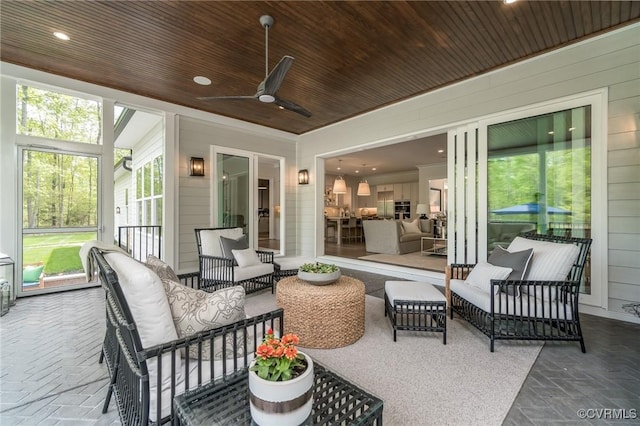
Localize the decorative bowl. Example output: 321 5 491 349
297 269 341 286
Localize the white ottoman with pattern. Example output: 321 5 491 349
384 281 447 344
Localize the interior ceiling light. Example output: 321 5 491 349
357 164 371 197
503 0 517 4
193 76 212 85
332 160 347 194
438 149 444 153
53 31 70 41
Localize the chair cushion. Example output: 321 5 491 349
232 248 262 268
161 279 246 360
464 261 512 295
450 279 573 320
105 252 178 347
507 236 580 282
220 235 249 265
233 263 274 282
146 254 180 283
104 252 180 423
200 228 243 257
385 281 445 303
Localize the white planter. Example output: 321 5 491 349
249 352 314 426
297 269 341 285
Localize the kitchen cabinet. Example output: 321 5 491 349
394 183 412 200
377 184 394 192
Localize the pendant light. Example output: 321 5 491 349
357 164 371 196
332 160 347 194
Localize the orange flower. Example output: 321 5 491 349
281 333 300 345
284 346 298 360
256 343 274 359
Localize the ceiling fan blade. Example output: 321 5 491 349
274 97 312 118
262 55 294 95
198 95 256 101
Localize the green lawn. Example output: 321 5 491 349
23 231 97 275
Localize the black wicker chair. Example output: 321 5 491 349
446 232 592 352
90 247 283 425
195 227 274 294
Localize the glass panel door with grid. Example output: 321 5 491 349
20 149 99 295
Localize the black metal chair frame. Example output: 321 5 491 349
194 227 274 294
90 247 284 425
446 232 592 352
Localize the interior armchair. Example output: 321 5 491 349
195 227 274 294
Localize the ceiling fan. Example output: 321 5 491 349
198 15 311 118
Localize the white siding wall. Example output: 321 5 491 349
298 24 640 317
177 117 296 272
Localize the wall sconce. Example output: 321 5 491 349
115 207 121 215
189 157 205 177
298 169 309 185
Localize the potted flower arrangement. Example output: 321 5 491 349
297 262 341 285
248 328 314 426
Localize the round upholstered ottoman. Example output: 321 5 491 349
276 275 365 349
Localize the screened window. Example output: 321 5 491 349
16 85 101 144
134 155 163 228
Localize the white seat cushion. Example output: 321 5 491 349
450 279 573 320
385 281 445 303
234 263 274 282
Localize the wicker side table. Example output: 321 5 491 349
276 275 365 348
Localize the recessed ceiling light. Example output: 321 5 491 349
193 76 211 86
548 131 554 135
438 149 444 153
278 105 285 110
569 127 576 131
503 0 517 4
355 170 360 173
53 32 70 41
372 167 377 171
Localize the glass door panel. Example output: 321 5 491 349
21 149 100 294
487 105 592 295
216 153 250 234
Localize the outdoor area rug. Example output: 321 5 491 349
359 251 447 272
246 291 543 426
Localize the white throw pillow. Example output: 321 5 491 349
232 248 262 267
401 219 422 234
507 236 580 282
464 261 513 294
162 279 246 360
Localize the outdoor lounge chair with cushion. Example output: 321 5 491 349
446 232 592 352
195 227 275 294
88 246 283 425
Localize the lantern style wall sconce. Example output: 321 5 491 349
298 169 309 185
190 157 205 176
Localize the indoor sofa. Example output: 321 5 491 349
363 219 435 255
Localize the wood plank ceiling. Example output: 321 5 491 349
2 1 639 135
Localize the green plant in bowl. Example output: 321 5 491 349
298 263 341 285
299 262 339 273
